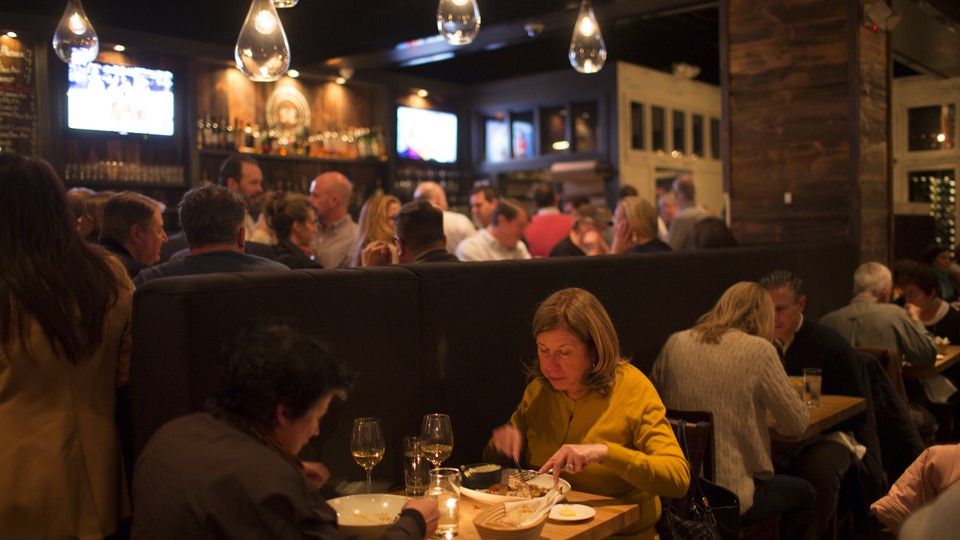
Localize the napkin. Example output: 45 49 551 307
503 487 564 527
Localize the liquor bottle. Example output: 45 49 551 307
203 114 214 150
196 115 205 149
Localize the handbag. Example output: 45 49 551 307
657 419 740 540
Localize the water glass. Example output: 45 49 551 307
403 436 429 497
428 468 461 537
803 368 822 408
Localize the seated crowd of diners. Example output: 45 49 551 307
5 150 960 540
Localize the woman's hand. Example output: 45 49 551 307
538 443 608 485
492 424 524 462
361 240 393 267
609 220 636 254
402 497 440 539
301 461 330 489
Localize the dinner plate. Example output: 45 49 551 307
460 471 570 504
549 504 595 522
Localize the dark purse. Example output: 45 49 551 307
657 419 740 540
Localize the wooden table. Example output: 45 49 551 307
455 489 640 540
768 395 865 443
903 344 960 379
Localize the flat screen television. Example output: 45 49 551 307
67 61 175 137
396 106 457 163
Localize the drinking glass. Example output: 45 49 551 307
403 436 429 497
803 368 822 408
420 413 454 469
351 417 385 494
428 468 461 537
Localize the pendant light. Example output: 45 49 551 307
569 0 606 74
52 0 99 65
235 0 290 82
437 0 481 46
272 0 298 7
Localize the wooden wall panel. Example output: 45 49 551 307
724 0 890 261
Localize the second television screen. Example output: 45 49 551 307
397 106 457 163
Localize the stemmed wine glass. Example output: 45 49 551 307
351 417 385 494
420 413 454 470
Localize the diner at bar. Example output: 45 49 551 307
3 1 960 539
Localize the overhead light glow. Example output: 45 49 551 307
112 44 125 52
937 133 947 143
5 31 17 38
335 76 346 85
417 89 429 98
287 69 300 78
552 141 570 151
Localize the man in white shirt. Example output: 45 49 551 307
455 198 531 261
309 172 358 269
218 154 264 239
414 181 476 253
668 174 708 251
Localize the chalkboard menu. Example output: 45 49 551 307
0 35 39 156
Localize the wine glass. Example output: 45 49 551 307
420 413 454 469
351 417 385 494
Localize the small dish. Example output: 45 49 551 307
549 504 596 522
460 463 502 490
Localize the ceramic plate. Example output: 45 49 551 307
460 471 570 504
549 504 596 522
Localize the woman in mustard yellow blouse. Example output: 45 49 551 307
484 288 689 539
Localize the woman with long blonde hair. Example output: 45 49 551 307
349 194 400 267
651 282 813 540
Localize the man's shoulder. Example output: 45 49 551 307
444 210 475 229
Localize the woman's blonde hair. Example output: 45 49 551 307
350 194 400 265
356 194 399 245
618 196 658 240
692 281 775 344
529 288 627 397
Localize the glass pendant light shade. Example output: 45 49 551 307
52 0 99 65
569 0 606 74
437 0 481 46
272 0 298 7
235 0 291 82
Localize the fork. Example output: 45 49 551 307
513 457 537 481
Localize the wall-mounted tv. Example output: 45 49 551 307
396 106 457 163
67 61 175 137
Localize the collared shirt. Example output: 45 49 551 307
455 228 531 261
442 210 477 254
668 205 708 251
244 212 257 240
311 214 358 269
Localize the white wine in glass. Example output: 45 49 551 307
351 417 385 494
420 413 453 469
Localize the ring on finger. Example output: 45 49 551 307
565 463 575 471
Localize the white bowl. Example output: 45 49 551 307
328 493 409 540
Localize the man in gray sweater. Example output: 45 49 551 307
820 262 936 368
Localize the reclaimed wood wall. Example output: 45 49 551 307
723 0 891 262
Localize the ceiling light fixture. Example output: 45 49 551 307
272 0 299 7
335 77 346 85
235 0 290 82
52 0 99 65
417 89 429 98
287 68 300 78
112 44 125 52
6 31 18 39
437 0 481 46
569 0 606 74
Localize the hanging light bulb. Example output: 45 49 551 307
235 0 290 82
437 0 481 46
569 0 606 74
52 0 99 65
272 0 299 7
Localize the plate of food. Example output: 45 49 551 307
549 504 595 522
460 470 570 504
